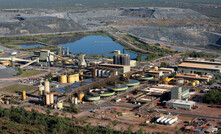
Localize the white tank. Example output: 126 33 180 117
38 84 45 95
44 79 50 93
46 94 50 105
156 116 164 123
74 98 78 104
116 71 118 76
160 118 168 124
102 70 106 75
164 118 172 124
49 93 54 104
98 70 102 77
168 118 178 125
94 69 98 77
72 97 75 103
107 71 110 75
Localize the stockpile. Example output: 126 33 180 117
0 65 18 78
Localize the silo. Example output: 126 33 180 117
78 93 85 102
46 94 50 105
100 70 103 77
114 55 121 64
94 69 98 77
44 79 50 93
113 55 119 64
120 55 124 65
72 97 75 103
49 93 54 104
39 84 45 95
61 75 67 84
68 75 75 83
102 70 106 76
22 90 26 101
107 71 110 75
116 71 118 76
74 74 79 82
74 98 78 104
97 70 100 77
66 47 69 55
126 54 130 65
97 70 102 77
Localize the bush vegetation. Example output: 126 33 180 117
183 52 219 59
204 90 221 105
0 106 157 134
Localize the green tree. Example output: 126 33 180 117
45 72 53 82
53 112 59 117
112 120 118 128
204 90 221 105
45 108 51 115
160 62 169 67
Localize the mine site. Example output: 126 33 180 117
0 0 220 133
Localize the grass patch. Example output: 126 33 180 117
19 70 45 77
0 84 36 93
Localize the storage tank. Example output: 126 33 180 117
115 71 118 76
102 70 106 76
78 93 84 102
38 84 44 95
192 82 196 86
49 93 54 104
113 55 120 64
168 118 178 125
1 61 10 66
61 75 67 84
160 118 168 124
154 66 158 71
156 116 164 123
165 118 173 124
71 97 75 103
44 79 50 93
74 98 78 104
94 69 98 77
22 90 26 101
101 70 103 77
107 71 110 75
57 102 63 109
74 74 79 82
46 94 50 105
68 75 75 83
97 70 102 77
195 80 200 85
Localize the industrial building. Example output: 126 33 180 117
166 99 196 110
175 73 211 82
99 63 131 74
184 59 221 66
178 62 221 75
171 86 190 100
33 50 54 67
159 68 175 73
146 71 164 78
